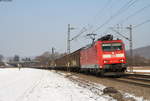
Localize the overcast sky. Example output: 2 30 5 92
0 0 150 57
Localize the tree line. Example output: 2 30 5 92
127 54 150 66
1 52 150 67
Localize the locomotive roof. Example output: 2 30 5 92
81 39 123 50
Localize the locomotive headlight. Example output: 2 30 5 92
120 59 124 62
104 60 109 63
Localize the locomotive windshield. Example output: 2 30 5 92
102 43 122 51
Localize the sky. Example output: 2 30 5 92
0 0 150 57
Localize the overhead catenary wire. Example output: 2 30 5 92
92 0 139 33
133 19 150 28
70 27 88 41
70 0 114 41
118 3 150 24
92 0 113 23
67 1 115 52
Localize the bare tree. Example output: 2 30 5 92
22 57 31 62
13 55 20 62
34 51 65 67
0 54 4 62
127 53 150 66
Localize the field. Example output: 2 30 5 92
0 68 113 101
0 68 148 101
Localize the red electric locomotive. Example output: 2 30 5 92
80 35 127 75
50 35 127 76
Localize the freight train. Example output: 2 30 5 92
49 35 127 76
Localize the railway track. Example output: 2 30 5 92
125 73 150 78
56 71 142 101
51 70 150 100
112 78 150 88
56 70 150 88
108 74 150 88
124 75 150 82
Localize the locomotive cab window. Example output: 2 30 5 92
112 43 122 51
102 43 122 51
102 43 111 51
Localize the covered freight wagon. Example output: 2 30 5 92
53 50 80 72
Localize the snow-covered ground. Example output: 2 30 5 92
0 68 115 101
127 69 150 75
132 70 150 73
127 67 150 74
0 68 147 101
